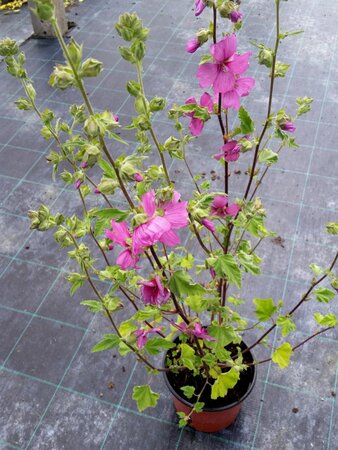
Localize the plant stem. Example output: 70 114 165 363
243 0 280 200
252 326 333 366
135 61 171 185
245 251 338 354
52 18 135 209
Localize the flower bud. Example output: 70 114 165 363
126 80 141 97
49 65 75 90
202 218 215 232
0 38 19 57
67 39 83 70
186 37 200 54
149 96 166 112
230 10 243 23
80 58 103 78
280 120 296 133
32 0 55 21
258 48 274 68
131 40 145 62
84 116 99 138
134 173 144 182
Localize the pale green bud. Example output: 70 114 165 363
80 58 103 77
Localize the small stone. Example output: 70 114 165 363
234 169 241 175
331 391 336 397
107 382 115 390
292 407 299 413
99 392 103 398
122 366 126 373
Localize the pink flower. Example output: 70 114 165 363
133 191 188 251
219 76 255 110
280 120 296 133
134 173 144 182
211 196 240 217
230 10 243 23
135 327 162 348
197 34 252 95
139 275 170 306
214 140 241 162
202 218 215 232
80 161 88 169
173 322 216 341
105 220 139 270
195 0 206 16
185 92 214 136
186 37 200 53
75 179 83 189
193 323 216 341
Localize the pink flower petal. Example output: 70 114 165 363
226 203 240 217
117 249 138 270
211 35 237 62
197 63 219 88
163 201 189 229
159 229 181 247
213 70 236 94
133 216 171 249
141 191 156 218
200 92 214 112
235 76 255 97
227 52 252 75
190 117 204 136
221 89 241 110
105 220 130 247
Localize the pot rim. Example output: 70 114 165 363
162 339 257 413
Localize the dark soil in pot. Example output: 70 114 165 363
164 340 256 411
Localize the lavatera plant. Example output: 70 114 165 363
1 0 338 431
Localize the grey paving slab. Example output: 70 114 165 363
0 370 55 448
6 316 84 384
0 259 56 312
27 390 115 450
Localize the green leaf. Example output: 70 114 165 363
169 271 205 298
279 29 303 39
180 343 197 371
314 287 336 303
238 251 261 275
199 54 213 64
309 263 323 276
211 368 240 400
314 312 338 327
91 334 120 352
276 316 296 337
144 337 175 355
214 255 242 288
194 401 205 413
132 385 160 412
134 307 162 322
180 385 195 399
80 300 103 313
180 254 194 270
95 208 129 222
119 319 138 337
253 298 278 321
207 325 239 360
98 159 116 179
326 222 338 235
273 61 290 77
272 342 293 369
258 149 279 165
296 96 313 116
238 106 255 134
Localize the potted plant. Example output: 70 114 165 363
1 0 337 433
